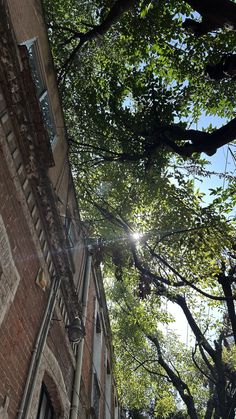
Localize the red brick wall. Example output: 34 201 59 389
0 144 76 418
0 2 118 418
47 314 75 396
0 146 46 419
0 122 116 419
81 276 96 402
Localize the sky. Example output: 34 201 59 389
167 113 236 344
194 114 236 202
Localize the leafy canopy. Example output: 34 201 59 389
43 0 236 417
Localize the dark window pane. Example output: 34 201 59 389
38 393 47 419
26 42 56 143
93 374 100 419
39 92 56 143
37 383 55 419
28 44 45 97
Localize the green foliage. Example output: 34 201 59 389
43 0 236 416
222 345 236 370
106 277 209 417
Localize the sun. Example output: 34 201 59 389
131 232 142 241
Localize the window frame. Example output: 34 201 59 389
21 38 56 144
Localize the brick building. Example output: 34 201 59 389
0 1 120 418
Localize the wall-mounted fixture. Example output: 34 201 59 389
66 317 85 343
36 269 47 291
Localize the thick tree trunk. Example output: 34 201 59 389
204 381 215 419
164 118 236 156
185 0 236 17
85 0 137 38
213 340 230 419
225 397 236 419
219 275 236 344
184 0 236 34
70 118 236 160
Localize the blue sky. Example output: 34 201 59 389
191 113 236 203
169 114 235 342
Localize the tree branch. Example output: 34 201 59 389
192 344 216 384
163 118 236 157
146 334 198 419
145 244 232 301
58 0 137 79
218 271 236 344
69 118 236 165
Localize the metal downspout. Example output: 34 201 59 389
17 275 60 419
70 253 92 419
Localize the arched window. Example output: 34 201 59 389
96 313 101 334
36 383 55 419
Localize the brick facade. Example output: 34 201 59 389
0 1 120 419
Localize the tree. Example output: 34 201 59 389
90 199 236 418
72 163 235 417
48 0 137 77
44 0 236 166
182 0 236 36
43 0 236 416
45 0 236 75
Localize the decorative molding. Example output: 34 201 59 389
28 344 70 419
0 214 20 327
0 396 9 419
